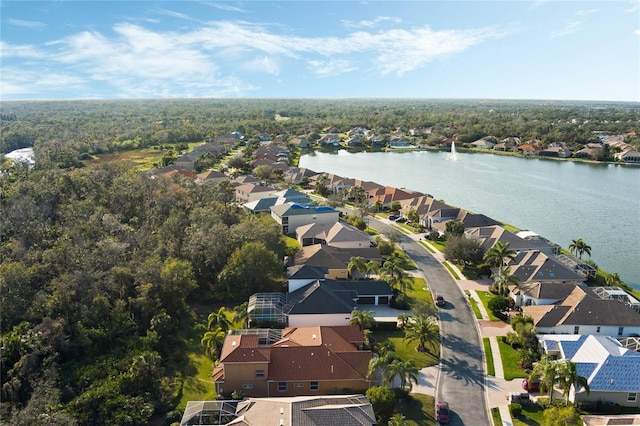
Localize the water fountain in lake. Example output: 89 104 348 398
448 141 459 161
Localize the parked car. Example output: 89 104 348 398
395 217 407 223
522 377 540 392
436 401 450 424
435 293 445 307
387 214 399 220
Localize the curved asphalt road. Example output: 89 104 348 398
366 216 490 426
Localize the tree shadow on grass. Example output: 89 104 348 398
398 393 435 425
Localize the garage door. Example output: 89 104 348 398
358 296 375 305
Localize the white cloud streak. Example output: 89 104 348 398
342 16 402 29
7 18 47 29
550 21 582 39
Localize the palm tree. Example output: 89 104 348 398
382 260 411 293
530 354 559 402
556 360 590 405
388 359 419 391
207 307 231 331
349 309 377 331
232 302 249 328
348 256 367 279
605 272 622 287
388 413 409 426
365 260 380 278
403 315 440 353
569 239 592 259
374 199 383 213
201 327 226 362
491 265 520 296
367 352 397 386
397 313 411 328
483 241 517 268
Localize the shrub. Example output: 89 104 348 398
509 403 522 418
488 296 509 315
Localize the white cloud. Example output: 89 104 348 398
550 21 582 39
307 59 357 78
157 9 191 20
635 29 640 36
204 2 246 13
626 0 640 13
3 19 505 98
7 18 47 29
342 16 402 29
576 9 598 16
0 41 44 58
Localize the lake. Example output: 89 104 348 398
299 149 640 290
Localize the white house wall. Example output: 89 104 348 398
288 313 352 328
536 325 640 337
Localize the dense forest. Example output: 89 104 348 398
1 98 639 424
2 99 639 162
0 162 287 424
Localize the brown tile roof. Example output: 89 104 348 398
267 347 370 381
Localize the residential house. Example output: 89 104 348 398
510 281 579 307
288 137 311 149
174 153 199 170
296 222 372 249
539 142 572 158
290 244 382 280
389 137 413 149
317 134 341 147
506 250 586 284
180 394 376 426
243 189 311 214
465 225 559 257
367 186 423 209
210 132 243 146
235 183 278 203
284 167 318 185
346 134 364 147
212 326 372 398
522 285 640 336
516 143 542 156
618 150 640 163
196 170 228 185
431 210 500 235
270 203 340 235
538 334 640 407
470 137 497 149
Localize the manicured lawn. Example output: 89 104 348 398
468 294 482 319
400 393 435 426
483 338 495 376
491 407 502 425
442 262 460 279
404 277 430 304
476 290 502 321
419 241 436 253
497 337 528 380
426 239 445 252
373 328 439 369
512 403 545 425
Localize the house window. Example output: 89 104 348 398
255 370 265 377
310 381 319 391
282 217 288 224
596 326 601 333
628 392 637 402
277 382 287 392
242 384 254 389
618 327 624 336
574 326 579 334
283 226 289 234
293 383 303 388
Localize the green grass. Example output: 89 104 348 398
476 291 502 321
511 403 545 425
419 241 436 253
491 407 502 425
468 294 482 319
483 338 495 376
404 277 431 305
427 240 446 252
400 393 435 426
442 262 460 280
497 337 528 380
373 328 439 369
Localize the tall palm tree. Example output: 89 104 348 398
605 272 622 287
388 359 420 391
491 265 520 296
365 260 380 279
367 352 397 386
556 360 590 405
349 309 377 331
232 302 249 328
207 307 231 331
403 315 440 353
201 327 226 362
530 354 559 402
483 241 517 268
382 260 411 293
348 256 367 280
569 239 592 259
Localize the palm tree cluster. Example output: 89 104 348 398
568 238 592 259
530 355 590 405
367 351 420 392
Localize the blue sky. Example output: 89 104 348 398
1 1 639 101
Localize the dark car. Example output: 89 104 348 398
436 401 450 424
387 214 399 221
395 217 407 223
435 293 445 307
522 377 540 392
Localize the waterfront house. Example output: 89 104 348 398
290 244 382 280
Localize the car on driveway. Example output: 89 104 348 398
395 217 407 223
435 293 445 307
387 214 399 221
522 377 540 392
436 401 450 423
